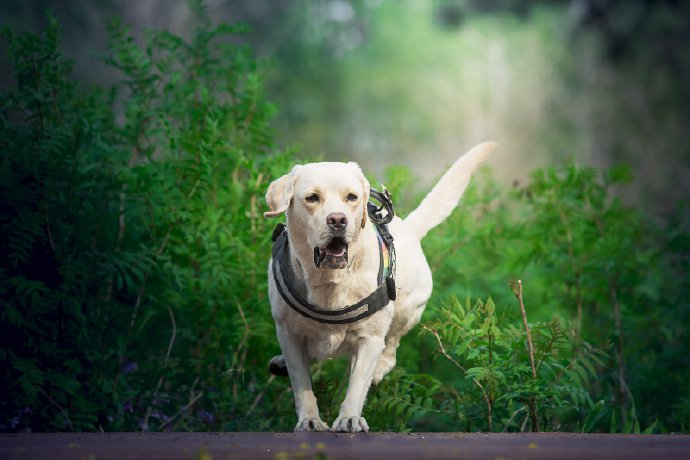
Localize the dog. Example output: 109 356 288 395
264 142 496 432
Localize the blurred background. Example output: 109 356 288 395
2 0 689 214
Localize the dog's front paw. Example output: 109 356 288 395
294 417 330 432
331 416 369 433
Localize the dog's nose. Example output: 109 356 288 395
326 212 348 230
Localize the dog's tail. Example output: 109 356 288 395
404 142 497 240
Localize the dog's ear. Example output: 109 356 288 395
264 165 302 218
348 162 370 229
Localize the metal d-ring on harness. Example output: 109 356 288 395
271 187 397 324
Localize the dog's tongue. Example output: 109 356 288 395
325 246 346 257
325 238 347 257
314 238 348 268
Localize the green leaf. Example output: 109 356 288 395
581 400 606 433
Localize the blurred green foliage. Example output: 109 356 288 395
1 2 689 434
0 3 297 431
265 0 690 213
363 161 690 433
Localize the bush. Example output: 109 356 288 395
366 296 608 432
361 163 690 433
0 4 297 431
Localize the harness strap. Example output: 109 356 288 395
270 188 396 324
375 226 390 284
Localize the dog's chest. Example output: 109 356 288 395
292 307 393 360
303 324 352 359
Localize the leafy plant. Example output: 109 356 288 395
0 3 297 432
373 161 690 433
364 294 608 432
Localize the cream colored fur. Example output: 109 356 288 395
264 142 496 432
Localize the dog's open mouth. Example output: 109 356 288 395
314 237 349 269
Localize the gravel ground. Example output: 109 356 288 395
2 431 690 460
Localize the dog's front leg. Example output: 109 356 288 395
331 337 385 432
277 328 329 432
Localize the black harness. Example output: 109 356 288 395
271 188 397 324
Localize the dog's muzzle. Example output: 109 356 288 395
314 237 348 269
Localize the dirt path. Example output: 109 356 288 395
2 432 690 460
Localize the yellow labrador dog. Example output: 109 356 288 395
264 142 496 432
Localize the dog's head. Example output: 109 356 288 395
265 162 370 270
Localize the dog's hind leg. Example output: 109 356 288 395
372 336 399 384
373 303 426 384
268 355 289 376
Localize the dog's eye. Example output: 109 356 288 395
305 193 320 203
346 193 358 202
